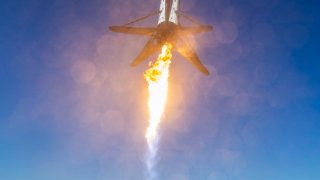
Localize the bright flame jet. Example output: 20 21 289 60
143 43 172 179
109 0 213 75
144 43 172 144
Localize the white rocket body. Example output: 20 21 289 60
109 0 212 75
158 0 180 25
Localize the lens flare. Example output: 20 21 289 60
144 43 172 179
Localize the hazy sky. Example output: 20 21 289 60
1 0 320 179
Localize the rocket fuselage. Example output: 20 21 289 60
109 0 212 75
158 0 179 25
154 0 180 46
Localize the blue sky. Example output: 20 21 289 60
0 0 320 179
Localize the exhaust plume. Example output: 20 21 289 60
144 43 172 179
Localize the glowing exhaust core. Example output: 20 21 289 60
144 43 172 179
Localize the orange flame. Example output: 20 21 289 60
144 43 172 146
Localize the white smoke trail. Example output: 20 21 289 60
145 134 160 180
